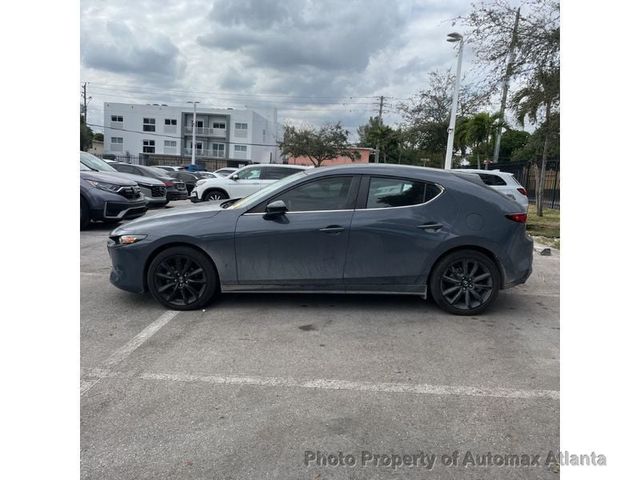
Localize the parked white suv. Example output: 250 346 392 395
453 169 529 210
190 164 309 202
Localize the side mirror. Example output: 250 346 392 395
230 174 239 181
265 200 287 216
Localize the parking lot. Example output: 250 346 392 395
81 201 559 479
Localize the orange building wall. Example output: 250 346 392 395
286 147 373 166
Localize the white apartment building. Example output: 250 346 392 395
103 102 280 165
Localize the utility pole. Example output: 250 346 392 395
493 7 520 163
374 95 384 163
187 101 200 166
82 82 88 121
444 33 464 170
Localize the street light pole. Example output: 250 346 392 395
187 101 200 166
444 33 464 170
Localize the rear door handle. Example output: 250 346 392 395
417 222 443 232
319 225 345 233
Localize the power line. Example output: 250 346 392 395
84 81 380 101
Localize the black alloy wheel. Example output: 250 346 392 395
204 189 229 201
430 250 500 315
147 246 218 310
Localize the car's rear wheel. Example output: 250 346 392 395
204 189 229 201
430 250 500 315
147 246 218 310
80 196 90 230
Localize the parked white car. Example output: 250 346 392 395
453 169 529 211
190 164 309 202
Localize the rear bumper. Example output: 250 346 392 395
501 232 534 289
168 190 189 201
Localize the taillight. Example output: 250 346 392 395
164 181 174 187
517 187 527 196
506 213 527 223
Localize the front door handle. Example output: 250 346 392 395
319 225 345 234
417 222 443 232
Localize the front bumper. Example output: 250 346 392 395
92 199 147 221
190 189 202 203
108 239 149 293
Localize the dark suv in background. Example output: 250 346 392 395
111 163 189 202
80 165 146 229
81 152 167 207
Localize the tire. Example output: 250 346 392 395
147 246 218 310
80 196 90 230
203 189 229 201
429 249 500 316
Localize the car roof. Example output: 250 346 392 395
240 163 309 170
452 168 513 176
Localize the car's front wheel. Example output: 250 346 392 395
430 250 500 315
204 189 229 201
147 246 218 310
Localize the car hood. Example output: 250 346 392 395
111 203 228 235
109 171 166 186
80 170 138 186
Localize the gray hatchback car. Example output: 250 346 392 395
108 164 532 315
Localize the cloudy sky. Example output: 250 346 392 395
81 0 487 138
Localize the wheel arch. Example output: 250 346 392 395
142 241 220 292
201 187 229 199
427 245 505 290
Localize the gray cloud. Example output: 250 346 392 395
198 0 408 73
81 20 183 79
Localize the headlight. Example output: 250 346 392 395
116 234 147 245
195 179 206 186
87 180 123 193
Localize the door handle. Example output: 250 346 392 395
417 222 443 232
319 225 345 233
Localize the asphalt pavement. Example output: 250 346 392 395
81 200 560 479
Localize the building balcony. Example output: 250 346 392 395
184 126 227 137
183 148 226 159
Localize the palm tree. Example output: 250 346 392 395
512 67 560 216
456 112 499 168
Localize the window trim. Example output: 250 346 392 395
355 175 444 211
246 174 361 214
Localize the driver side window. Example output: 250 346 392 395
236 167 262 180
269 176 354 212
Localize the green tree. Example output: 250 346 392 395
456 112 499 167
357 117 402 163
279 123 358 167
93 132 104 142
400 70 488 167
512 66 560 216
80 114 93 151
499 129 530 161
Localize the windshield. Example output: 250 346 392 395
146 166 170 177
229 170 308 210
80 152 117 172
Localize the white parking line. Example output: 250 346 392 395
80 311 179 397
82 370 559 401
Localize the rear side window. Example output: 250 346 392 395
366 177 441 208
261 167 301 180
479 173 507 186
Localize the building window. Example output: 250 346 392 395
196 120 204 128
234 145 247 152
111 137 123 152
211 143 225 158
143 118 156 132
143 140 155 153
164 119 177 125
111 115 123 123
164 140 177 153
235 122 248 130
212 122 226 129
234 122 248 138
